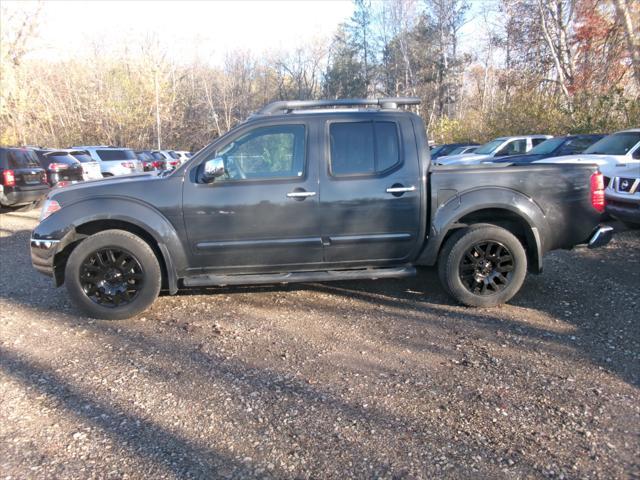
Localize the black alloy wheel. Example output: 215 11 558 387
458 241 514 295
80 248 144 307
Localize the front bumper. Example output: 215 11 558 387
606 199 640 225
587 225 614 249
30 238 60 277
0 185 49 206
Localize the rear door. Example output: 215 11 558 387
182 119 323 271
318 114 422 264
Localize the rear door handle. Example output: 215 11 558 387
386 185 416 193
286 191 316 199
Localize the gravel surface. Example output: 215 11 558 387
1 209 639 479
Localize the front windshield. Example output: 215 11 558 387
474 139 505 155
529 137 565 155
584 132 640 155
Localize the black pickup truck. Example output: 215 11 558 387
31 98 613 320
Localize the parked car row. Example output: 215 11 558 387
432 129 640 226
0 144 192 208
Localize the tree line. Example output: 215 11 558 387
1 0 638 150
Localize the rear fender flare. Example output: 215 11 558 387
417 187 549 272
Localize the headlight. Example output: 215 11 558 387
40 199 61 221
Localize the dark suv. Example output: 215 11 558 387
0 147 49 208
33 149 85 187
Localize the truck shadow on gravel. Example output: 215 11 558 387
0 347 267 479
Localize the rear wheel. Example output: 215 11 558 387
438 224 527 307
65 229 161 320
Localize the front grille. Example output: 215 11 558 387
616 178 636 193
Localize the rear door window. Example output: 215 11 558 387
330 121 400 176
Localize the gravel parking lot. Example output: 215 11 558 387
1 209 638 479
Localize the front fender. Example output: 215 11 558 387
416 187 550 271
32 196 188 293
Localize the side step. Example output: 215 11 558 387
182 266 416 287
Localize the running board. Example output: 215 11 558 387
182 266 416 287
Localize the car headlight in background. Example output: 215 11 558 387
40 199 61 221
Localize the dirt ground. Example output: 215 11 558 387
1 208 638 479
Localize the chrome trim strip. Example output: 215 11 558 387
196 237 323 250
588 226 613 249
286 191 316 198
386 186 416 193
30 238 61 249
329 233 413 245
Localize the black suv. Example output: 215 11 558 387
33 149 85 187
0 147 49 208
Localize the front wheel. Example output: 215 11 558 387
438 224 527 307
65 229 161 320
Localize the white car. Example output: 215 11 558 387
73 146 144 177
533 129 640 178
604 162 640 227
63 149 102 181
437 135 552 165
174 150 192 163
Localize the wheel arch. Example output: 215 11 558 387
37 198 187 293
417 188 548 273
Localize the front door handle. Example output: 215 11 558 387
286 190 316 199
386 185 416 194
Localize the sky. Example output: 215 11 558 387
5 0 356 64
4 0 490 65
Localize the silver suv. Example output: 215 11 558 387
437 135 553 165
72 146 143 177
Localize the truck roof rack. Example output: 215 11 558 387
256 97 421 115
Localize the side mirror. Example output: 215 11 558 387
202 157 225 183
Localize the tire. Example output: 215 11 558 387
438 224 527 308
65 229 161 320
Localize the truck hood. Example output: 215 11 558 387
436 153 492 165
48 171 162 203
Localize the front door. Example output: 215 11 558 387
182 121 322 272
318 115 422 264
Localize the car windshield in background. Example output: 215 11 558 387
151 152 164 161
2 149 40 168
168 151 179 159
45 153 79 165
584 132 640 155
70 153 94 163
449 146 474 155
474 139 505 155
529 137 565 155
430 145 445 157
96 149 137 161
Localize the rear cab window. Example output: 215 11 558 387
329 121 400 176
